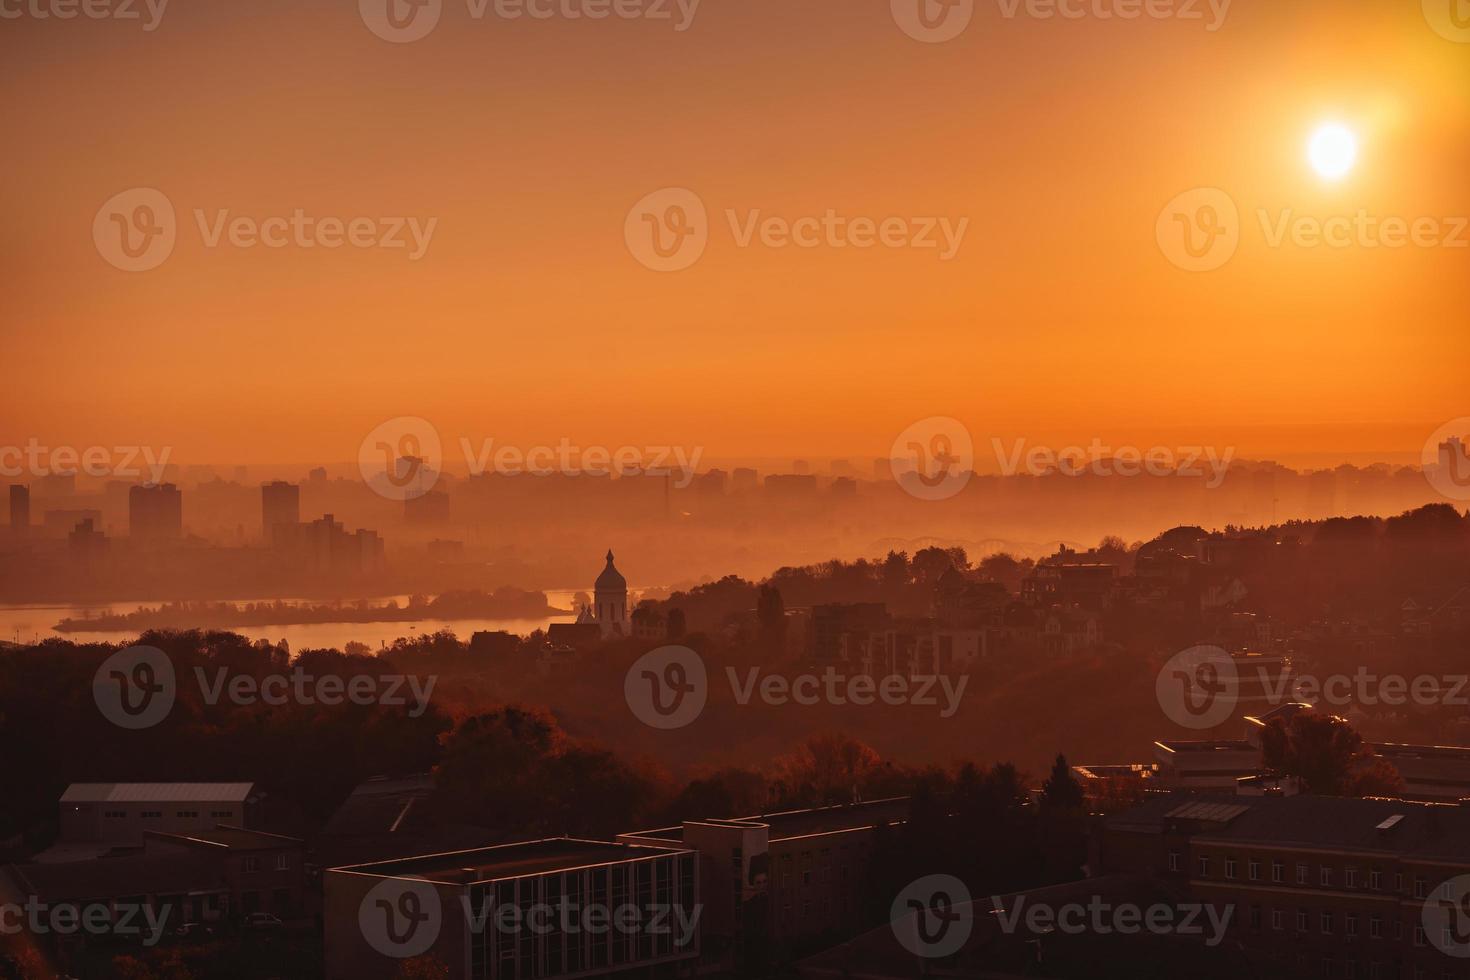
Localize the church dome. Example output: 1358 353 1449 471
596 550 626 592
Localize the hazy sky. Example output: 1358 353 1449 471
4 0 1467 466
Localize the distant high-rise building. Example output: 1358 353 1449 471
405 489 450 525
261 481 300 543
732 467 759 492
129 484 182 540
68 519 108 562
302 514 384 573
9 485 30 537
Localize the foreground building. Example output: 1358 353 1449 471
619 797 909 965
325 838 699 980
1096 792 1470 978
324 798 911 979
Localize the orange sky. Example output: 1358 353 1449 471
3 0 1467 467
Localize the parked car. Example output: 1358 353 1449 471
173 921 215 940
242 912 284 931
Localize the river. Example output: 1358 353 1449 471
0 590 598 651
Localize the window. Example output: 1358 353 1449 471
242 857 259 873
274 854 289 871
141 810 162 819
1414 877 1427 899
1249 859 1261 881
1369 869 1382 890
1346 868 1358 888
1272 909 1284 931
176 810 198 819
1297 910 1309 932
1396 873 1404 893
1369 914 1382 939
1226 858 1238 880
801 870 812 886
1346 914 1358 937
211 810 234 819
1321 867 1332 887
1273 861 1284 883
1168 850 1181 872
1297 864 1309 885
1198 856 1210 877
104 810 125 819
1322 912 1333 934
1249 906 1261 930
1414 925 1426 947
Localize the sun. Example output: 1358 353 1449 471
1308 122 1358 181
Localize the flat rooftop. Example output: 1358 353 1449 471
630 797 910 843
147 826 302 851
334 838 688 885
1154 740 1255 753
61 782 254 804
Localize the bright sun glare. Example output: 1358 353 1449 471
1309 122 1358 180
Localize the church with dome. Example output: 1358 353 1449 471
575 549 628 638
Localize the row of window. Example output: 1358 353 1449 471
240 855 291 873
1176 852 1432 896
104 809 235 820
